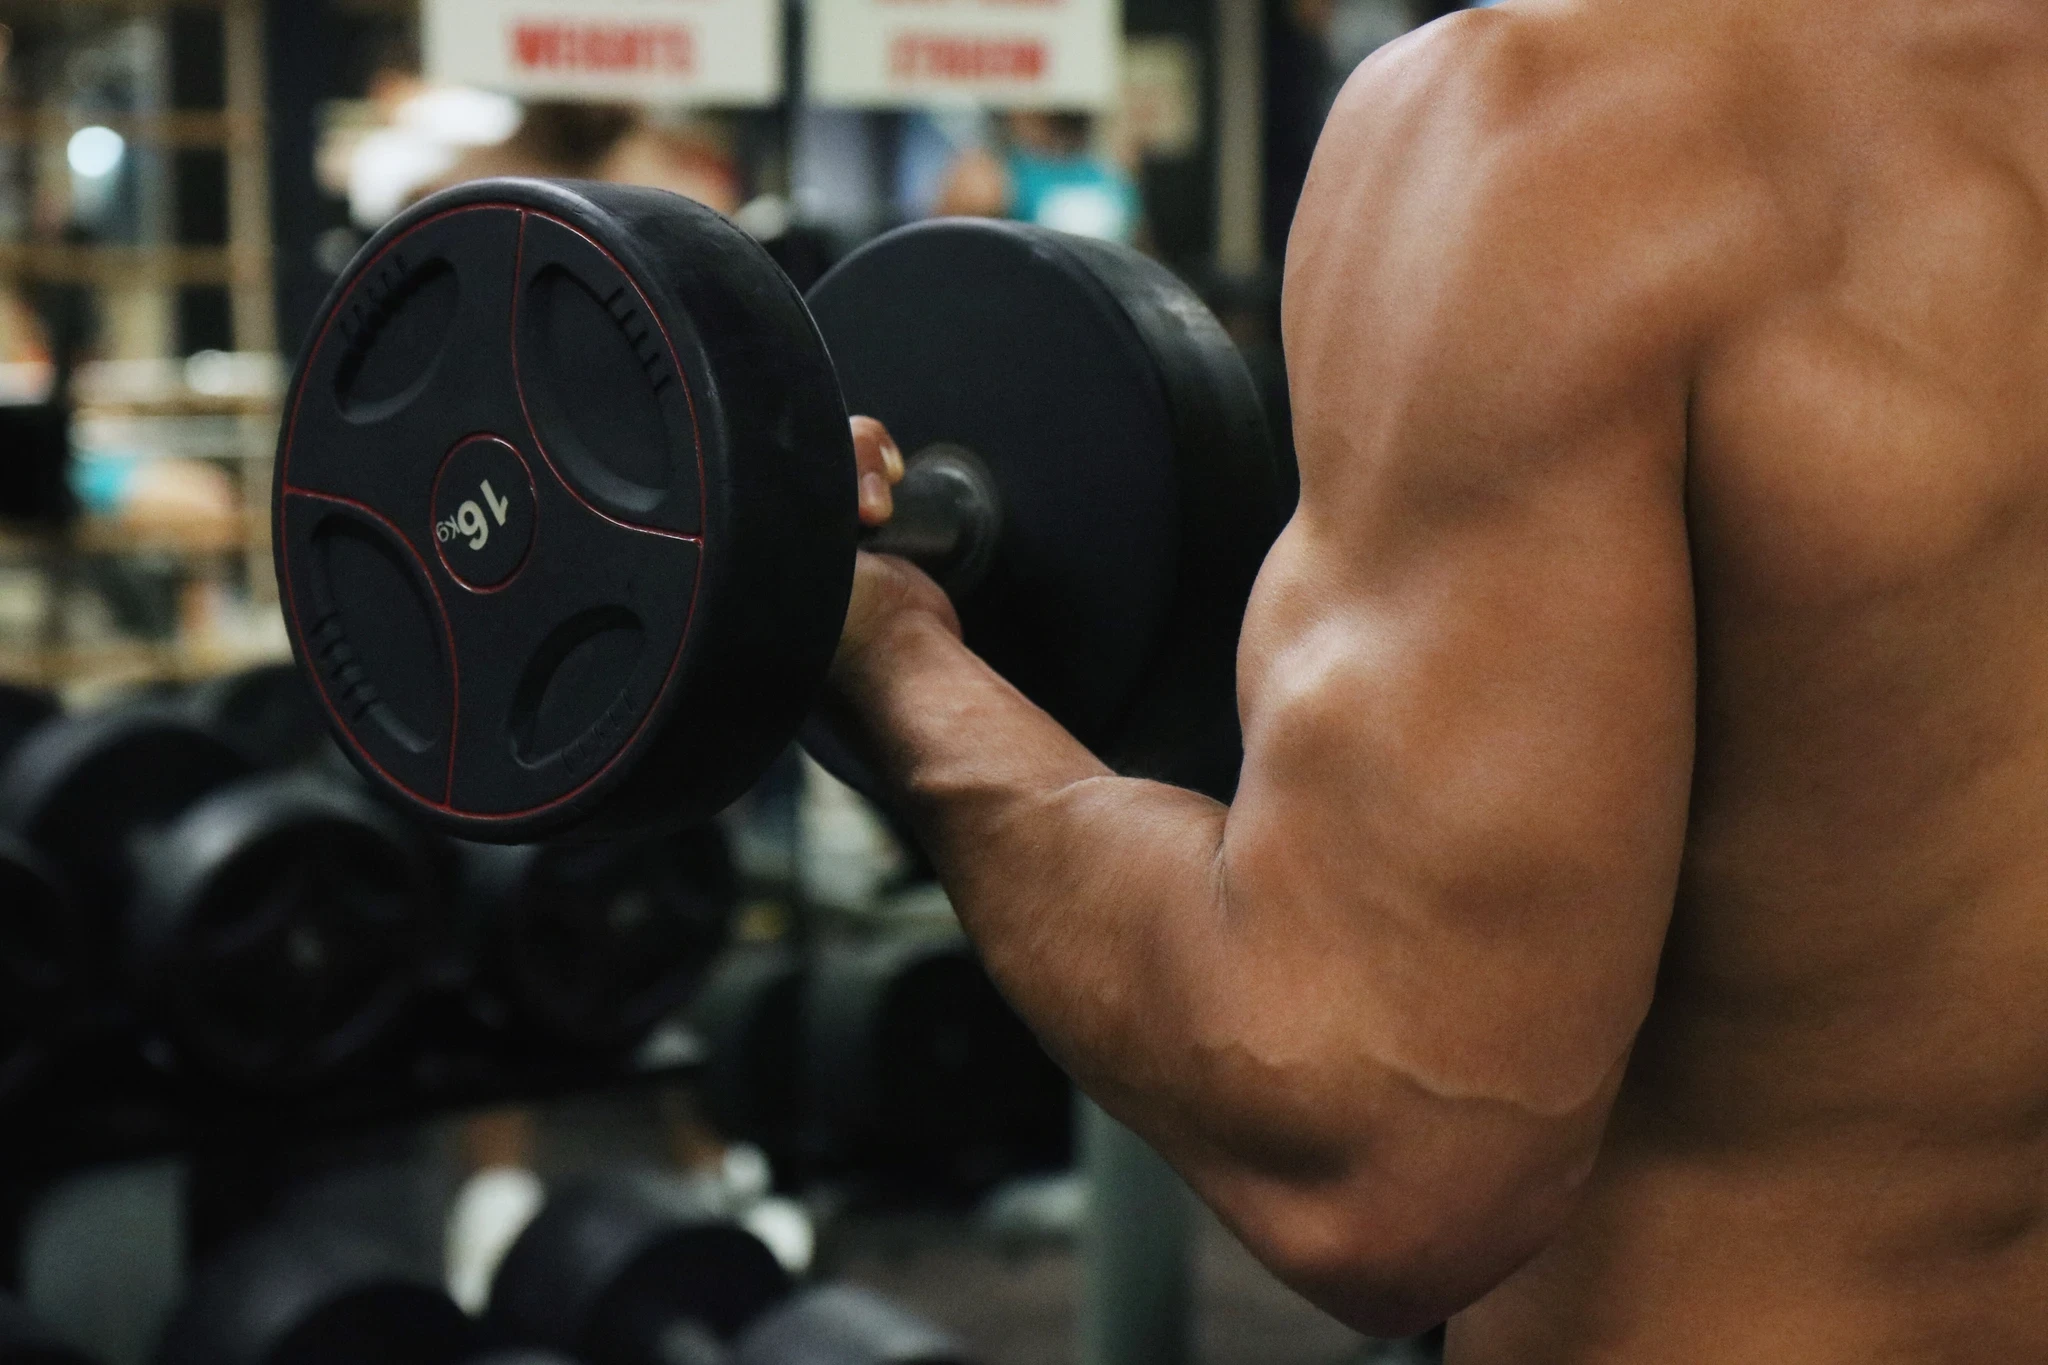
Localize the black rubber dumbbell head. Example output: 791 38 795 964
801 220 1281 807
187 663 330 771
276 177 854 842
733 1286 972 1365
126 772 436 1088
0 1293 101 1365
804 934 1070 1186
0 707 251 936
687 947 805 1160
156 1223 476 1365
0 834 78 1093
487 1176 791 1365
457 825 735 1050
0 683 57 768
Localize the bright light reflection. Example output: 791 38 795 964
67 125 126 178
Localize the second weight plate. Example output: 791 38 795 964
805 220 1284 801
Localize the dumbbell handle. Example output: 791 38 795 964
862 443 1003 595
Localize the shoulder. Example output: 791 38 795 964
1283 4 1767 436
1294 4 1752 282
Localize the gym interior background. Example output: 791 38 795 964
0 3 1473 1364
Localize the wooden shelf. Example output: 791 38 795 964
0 638 284 690
0 515 251 561
78 394 280 419
0 0 282 700
0 242 268 287
0 0 227 16
70 517 250 558
0 110 260 150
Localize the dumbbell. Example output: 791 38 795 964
274 179 1283 844
804 934 1070 1185
692 935 1069 1188
733 1286 971 1365
453 825 736 1050
0 707 436 1087
0 1295 100 1365
487 1177 791 1365
0 833 77 1098
688 948 806 1166
186 662 329 771
0 682 57 765
156 1221 477 1365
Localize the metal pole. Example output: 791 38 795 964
1214 0 1266 274
1079 1099 1194 1365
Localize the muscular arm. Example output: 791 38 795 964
832 14 1700 1332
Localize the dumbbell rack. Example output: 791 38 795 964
0 998 704 1283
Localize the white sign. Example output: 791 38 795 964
426 0 784 105
806 0 1121 109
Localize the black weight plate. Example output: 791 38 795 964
276 179 855 843
0 683 57 768
804 221 1283 801
457 825 735 1050
126 774 434 1089
487 1177 791 1359
0 834 75 1065
687 947 806 1157
187 663 328 770
0 1296 98 1365
806 935 1071 1186
734 1286 969 1365
156 1225 475 1365
0 708 252 938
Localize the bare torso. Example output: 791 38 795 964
831 0 2048 1354
1448 1 2048 1358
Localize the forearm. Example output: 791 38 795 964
829 609 1237 1129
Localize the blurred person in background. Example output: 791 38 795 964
934 111 1140 245
333 37 745 232
429 103 744 217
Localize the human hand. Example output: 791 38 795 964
836 417 962 675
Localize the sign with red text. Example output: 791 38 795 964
806 0 1121 108
426 0 783 104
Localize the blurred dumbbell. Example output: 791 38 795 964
0 707 436 1088
694 935 1071 1188
0 1295 100 1365
733 1286 972 1365
806 934 1070 1184
0 833 78 1097
0 682 57 766
185 663 328 771
454 826 736 1051
156 1221 477 1365
689 949 806 1166
487 1177 791 1365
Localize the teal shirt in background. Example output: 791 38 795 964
1006 150 1139 244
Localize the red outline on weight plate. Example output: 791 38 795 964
277 486 463 809
277 198 711 827
509 208 709 546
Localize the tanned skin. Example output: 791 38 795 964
828 0 2048 1358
